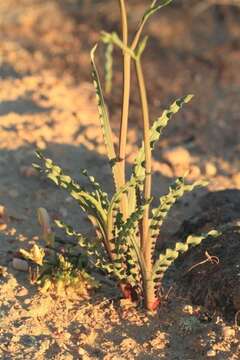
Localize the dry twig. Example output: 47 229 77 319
186 251 219 273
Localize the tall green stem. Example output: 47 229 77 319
135 58 152 268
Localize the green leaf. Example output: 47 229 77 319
55 219 113 275
107 178 138 244
101 32 136 59
118 198 150 242
136 36 149 59
116 200 151 285
104 42 113 94
35 152 108 238
128 95 193 213
133 95 193 182
150 177 207 256
152 229 222 288
90 45 121 191
82 169 109 210
91 45 116 162
141 0 172 27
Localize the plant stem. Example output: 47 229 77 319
135 59 152 264
118 1 130 182
131 22 145 51
118 0 131 218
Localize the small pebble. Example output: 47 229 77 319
0 205 8 230
187 165 201 180
36 140 46 149
24 298 31 305
17 287 28 297
183 305 193 315
232 172 240 189
222 326 235 339
207 349 216 357
0 223 7 231
205 162 217 177
12 258 29 272
162 146 191 167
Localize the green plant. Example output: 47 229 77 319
19 208 98 296
33 0 221 311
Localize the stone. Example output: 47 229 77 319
17 287 28 297
0 205 8 230
24 298 31 305
232 172 240 189
222 326 235 339
162 146 191 167
36 140 46 149
12 258 29 272
206 349 216 357
152 160 173 177
187 165 201 180
205 162 217 177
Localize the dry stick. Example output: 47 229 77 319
186 251 219 274
117 1 158 219
118 0 130 218
131 17 147 51
235 310 240 328
135 59 151 256
135 57 156 310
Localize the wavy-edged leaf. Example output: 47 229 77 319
136 36 149 59
55 219 114 273
150 177 207 258
133 95 193 182
101 32 136 59
107 177 138 244
36 152 107 236
104 42 113 94
152 229 222 288
91 45 115 162
116 200 151 286
128 95 193 212
142 0 172 25
91 45 121 190
19 245 45 266
82 169 109 210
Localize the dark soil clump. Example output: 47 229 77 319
172 190 240 321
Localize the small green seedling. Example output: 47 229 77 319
19 208 98 296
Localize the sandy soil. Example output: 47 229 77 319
0 1 240 358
